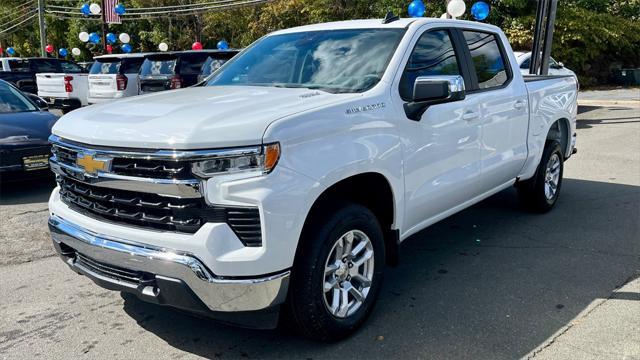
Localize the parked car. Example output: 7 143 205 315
197 50 240 83
87 53 147 104
0 57 83 94
0 80 58 181
36 60 89 113
78 61 94 71
139 50 235 93
48 18 577 340
514 51 577 78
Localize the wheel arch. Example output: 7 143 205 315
547 117 571 158
299 172 399 267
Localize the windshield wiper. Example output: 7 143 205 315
271 83 337 93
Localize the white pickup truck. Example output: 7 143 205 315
36 61 89 113
48 18 577 340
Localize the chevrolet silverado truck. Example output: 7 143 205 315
36 60 89 113
48 17 577 341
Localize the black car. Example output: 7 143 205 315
138 50 239 93
0 58 87 94
0 80 58 182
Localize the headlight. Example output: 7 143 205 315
191 143 280 178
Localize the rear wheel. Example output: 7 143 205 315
517 140 564 212
286 203 385 341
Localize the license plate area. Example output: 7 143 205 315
23 154 49 171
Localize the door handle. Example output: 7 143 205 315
462 111 479 121
514 100 526 110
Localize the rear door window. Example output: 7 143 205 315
31 59 60 73
7 60 30 72
60 60 85 73
90 60 121 74
462 31 510 90
141 57 176 75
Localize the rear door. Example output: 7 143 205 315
458 29 529 192
88 59 121 100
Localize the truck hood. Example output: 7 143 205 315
52 86 358 149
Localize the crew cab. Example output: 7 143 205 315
138 50 237 93
0 57 80 94
48 18 577 341
87 54 147 104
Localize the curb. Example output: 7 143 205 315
578 99 640 107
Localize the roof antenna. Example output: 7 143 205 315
382 11 400 24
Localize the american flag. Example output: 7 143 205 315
105 0 121 24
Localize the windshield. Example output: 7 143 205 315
207 29 405 93
0 82 37 113
90 60 121 74
141 58 177 75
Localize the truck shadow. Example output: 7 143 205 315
120 178 639 359
0 177 56 205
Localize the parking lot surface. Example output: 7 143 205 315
0 103 638 359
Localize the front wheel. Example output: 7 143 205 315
517 140 564 212
286 203 385 341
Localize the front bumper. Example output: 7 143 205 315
49 214 290 317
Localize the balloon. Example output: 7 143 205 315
72 47 81 56
79 31 89 42
447 0 466 18
45 44 54 53
6 47 16 56
216 40 229 50
80 3 91 15
471 1 490 20
114 4 126 15
0 47 3 55
106 44 113 53
118 33 130 44
106 32 117 44
89 32 101 44
121 44 132 53
407 0 426 18
59 48 68 57
158 42 168 52
192 41 203 50
89 3 101 15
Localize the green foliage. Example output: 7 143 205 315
1 0 638 85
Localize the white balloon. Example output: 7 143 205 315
89 3 101 15
158 42 168 52
447 0 466 18
71 47 81 56
119 33 130 44
79 31 89 42
440 13 448 19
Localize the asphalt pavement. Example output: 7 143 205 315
0 100 638 359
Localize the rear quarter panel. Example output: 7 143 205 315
519 76 577 180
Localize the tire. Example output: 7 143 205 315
285 202 385 341
517 140 564 212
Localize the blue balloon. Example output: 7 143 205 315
80 3 91 16
408 0 425 18
217 40 229 50
121 44 132 53
114 4 126 15
471 1 490 21
106 32 117 44
59 48 68 57
6 47 15 56
89 32 100 44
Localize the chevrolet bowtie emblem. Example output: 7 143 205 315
76 153 111 176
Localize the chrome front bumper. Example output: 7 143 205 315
49 215 289 313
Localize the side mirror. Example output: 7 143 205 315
26 93 49 110
404 75 465 121
557 62 564 68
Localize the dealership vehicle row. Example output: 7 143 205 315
0 49 239 112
